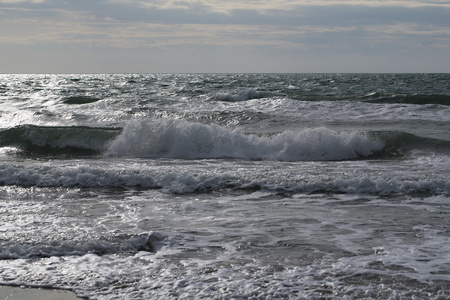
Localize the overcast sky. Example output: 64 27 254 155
1 0 449 73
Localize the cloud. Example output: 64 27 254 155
113 0 450 13
0 0 43 3
0 0 449 72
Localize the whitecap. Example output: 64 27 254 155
106 118 384 161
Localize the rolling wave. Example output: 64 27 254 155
1 119 449 159
62 96 102 105
363 94 450 106
0 160 448 195
107 119 384 161
379 131 450 154
0 125 120 156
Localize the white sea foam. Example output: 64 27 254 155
0 157 448 195
1 190 449 299
1 74 449 299
106 118 383 161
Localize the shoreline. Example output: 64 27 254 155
0 286 82 300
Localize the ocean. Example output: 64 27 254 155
0 73 449 299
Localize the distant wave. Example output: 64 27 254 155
62 96 102 105
363 94 450 106
212 89 271 102
106 118 384 161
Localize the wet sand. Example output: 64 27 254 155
0 286 81 300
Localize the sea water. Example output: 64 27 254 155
0 73 449 299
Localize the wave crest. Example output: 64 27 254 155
106 118 384 161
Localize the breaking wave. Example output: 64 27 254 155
106 119 383 161
2 119 449 160
0 160 448 195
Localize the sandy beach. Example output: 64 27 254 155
0 286 81 300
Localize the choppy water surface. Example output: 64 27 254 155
1 74 449 299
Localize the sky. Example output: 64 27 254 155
1 0 450 73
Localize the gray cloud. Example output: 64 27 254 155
0 0 449 72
